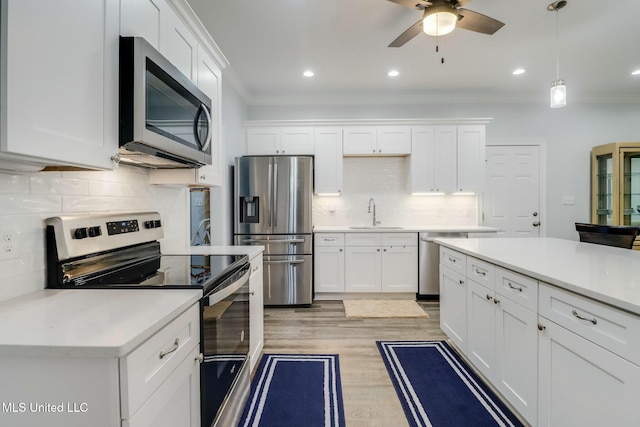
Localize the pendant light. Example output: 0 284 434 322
548 1 568 108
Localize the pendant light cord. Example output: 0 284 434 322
555 9 560 80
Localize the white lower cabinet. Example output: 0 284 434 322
538 318 640 427
249 253 264 373
344 233 417 293
441 245 640 427
0 303 201 427
439 264 467 353
314 234 345 293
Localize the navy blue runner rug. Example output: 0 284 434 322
239 354 345 427
377 341 524 427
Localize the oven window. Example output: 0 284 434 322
145 59 209 151
201 279 250 427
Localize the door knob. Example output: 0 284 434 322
532 221 541 227
533 212 538 217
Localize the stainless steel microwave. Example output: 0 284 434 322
119 37 212 169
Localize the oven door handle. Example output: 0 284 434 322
205 268 250 306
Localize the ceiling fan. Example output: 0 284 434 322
387 0 505 47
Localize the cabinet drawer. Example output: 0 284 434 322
466 256 495 290
345 233 381 247
381 233 417 247
496 267 538 311
440 246 466 274
539 283 640 366
315 233 345 247
120 303 200 418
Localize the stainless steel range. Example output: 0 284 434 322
45 211 250 427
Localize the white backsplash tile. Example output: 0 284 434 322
313 157 478 226
0 165 189 303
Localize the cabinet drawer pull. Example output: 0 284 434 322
572 310 597 325
474 268 486 276
507 282 523 292
159 338 180 359
448 257 456 263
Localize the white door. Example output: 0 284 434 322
483 145 541 237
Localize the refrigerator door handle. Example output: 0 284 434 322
263 259 305 265
241 238 305 244
272 161 278 227
267 159 273 229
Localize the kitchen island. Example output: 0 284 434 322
435 237 640 427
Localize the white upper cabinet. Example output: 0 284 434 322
0 0 120 171
343 126 411 156
120 0 164 49
314 127 343 195
456 125 486 193
246 127 315 155
160 9 198 82
409 125 485 193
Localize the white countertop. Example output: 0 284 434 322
0 289 201 358
435 237 640 315
162 244 264 259
313 225 499 233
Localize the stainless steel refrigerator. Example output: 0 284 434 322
234 156 313 306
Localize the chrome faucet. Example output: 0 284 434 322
368 197 380 227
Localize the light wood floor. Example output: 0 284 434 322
261 300 447 427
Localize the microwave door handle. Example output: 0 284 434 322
201 104 212 152
192 104 204 149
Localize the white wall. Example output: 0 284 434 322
247 102 640 240
0 166 189 303
209 74 249 246
314 157 477 226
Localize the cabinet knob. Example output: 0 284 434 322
458 279 464 285
537 323 546 331
486 294 493 301
493 298 500 305
378 149 382 153
200 175 206 180
377 248 381 252
339 249 343 252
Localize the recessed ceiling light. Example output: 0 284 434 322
303 70 314 77
632 69 640 76
388 70 400 77
512 68 526 75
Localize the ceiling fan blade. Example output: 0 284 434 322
388 19 424 47
456 8 505 35
386 0 431 10
455 0 473 6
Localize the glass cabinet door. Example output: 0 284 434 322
622 151 640 226
595 152 613 225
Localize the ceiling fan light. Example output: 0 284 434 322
550 79 566 108
423 5 458 36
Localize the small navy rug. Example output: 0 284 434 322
377 341 524 427
239 354 345 427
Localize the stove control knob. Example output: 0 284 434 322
144 220 155 229
74 227 89 239
154 220 162 228
88 226 102 237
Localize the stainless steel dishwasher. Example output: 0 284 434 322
418 232 467 299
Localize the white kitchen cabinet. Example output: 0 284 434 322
538 317 640 427
344 233 417 293
439 264 467 353
314 234 345 293
409 125 485 193
314 127 343 195
149 45 223 186
345 246 381 292
456 125 486 193
0 0 119 172
246 127 315 155
249 253 264 373
466 279 497 380
0 302 201 427
343 126 411 156
120 0 166 50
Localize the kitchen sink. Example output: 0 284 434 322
349 226 404 229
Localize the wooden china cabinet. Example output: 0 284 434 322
591 142 640 248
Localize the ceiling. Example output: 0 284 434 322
186 0 640 105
